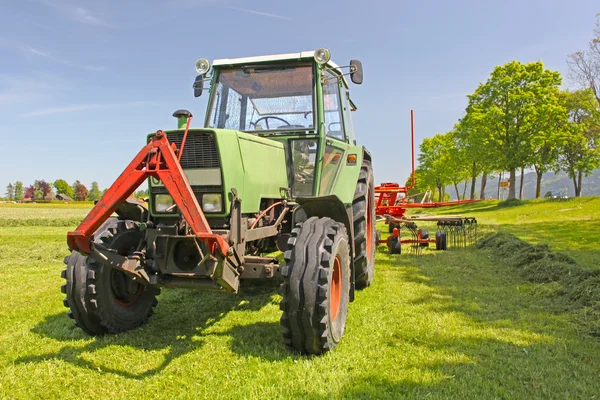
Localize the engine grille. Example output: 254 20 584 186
166 132 220 169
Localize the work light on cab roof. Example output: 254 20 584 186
63 48 373 356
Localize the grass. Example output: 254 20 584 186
430 196 600 269
1 200 600 398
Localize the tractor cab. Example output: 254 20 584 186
193 49 363 197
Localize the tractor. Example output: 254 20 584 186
62 49 375 355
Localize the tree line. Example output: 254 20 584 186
4 180 103 202
415 14 600 201
4 179 150 202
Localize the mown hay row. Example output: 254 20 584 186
477 232 600 336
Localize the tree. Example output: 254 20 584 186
14 181 24 202
567 14 600 107
73 181 88 201
455 117 498 200
54 179 74 198
528 91 567 198
557 89 600 196
87 181 102 201
5 183 14 201
37 180 53 200
134 188 149 200
418 133 453 201
24 185 35 199
465 61 563 200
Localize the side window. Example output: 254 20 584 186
342 90 354 142
323 71 345 141
291 139 318 196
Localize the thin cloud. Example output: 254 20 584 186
41 0 116 28
25 46 107 72
221 5 291 20
21 101 152 117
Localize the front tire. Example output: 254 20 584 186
280 217 351 355
61 218 159 335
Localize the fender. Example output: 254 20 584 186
292 195 356 301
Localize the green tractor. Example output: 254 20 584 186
63 48 375 354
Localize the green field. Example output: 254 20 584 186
0 200 599 399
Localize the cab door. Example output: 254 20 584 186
319 71 349 196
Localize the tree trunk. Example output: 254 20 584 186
508 168 516 200
518 167 525 200
497 171 502 199
535 170 543 198
470 163 477 200
453 182 460 200
577 170 583 197
462 179 468 200
437 185 443 202
480 172 487 200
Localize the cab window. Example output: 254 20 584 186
322 71 345 141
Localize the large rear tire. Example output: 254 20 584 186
61 218 159 335
280 217 351 355
353 159 376 289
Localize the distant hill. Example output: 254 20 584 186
446 169 600 200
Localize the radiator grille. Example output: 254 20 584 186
166 132 220 169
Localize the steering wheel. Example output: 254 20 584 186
250 116 291 130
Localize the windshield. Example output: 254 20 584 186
206 65 315 133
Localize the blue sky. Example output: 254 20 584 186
0 0 598 193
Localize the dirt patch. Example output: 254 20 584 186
478 232 600 336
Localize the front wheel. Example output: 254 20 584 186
280 217 351 355
61 219 159 335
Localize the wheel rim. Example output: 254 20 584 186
366 187 374 257
110 269 143 306
330 256 342 321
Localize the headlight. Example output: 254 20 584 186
314 48 331 64
195 58 210 74
202 193 222 213
155 194 175 213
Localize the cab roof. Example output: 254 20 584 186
212 50 349 88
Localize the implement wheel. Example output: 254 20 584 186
61 218 159 335
280 217 351 355
353 159 376 289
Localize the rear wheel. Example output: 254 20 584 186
435 230 447 250
353 159 376 289
61 218 159 335
280 217 351 355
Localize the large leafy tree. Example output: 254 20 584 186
418 133 453 201
454 116 498 199
465 61 563 199
567 14 600 107
528 91 567 198
557 89 600 196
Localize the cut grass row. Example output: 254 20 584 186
430 196 600 269
0 204 92 227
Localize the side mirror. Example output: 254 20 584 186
193 75 204 97
350 60 363 84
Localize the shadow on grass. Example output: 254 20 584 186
18 280 289 378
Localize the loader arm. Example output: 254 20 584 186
67 130 229 256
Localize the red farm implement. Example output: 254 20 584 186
375 110 480 254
